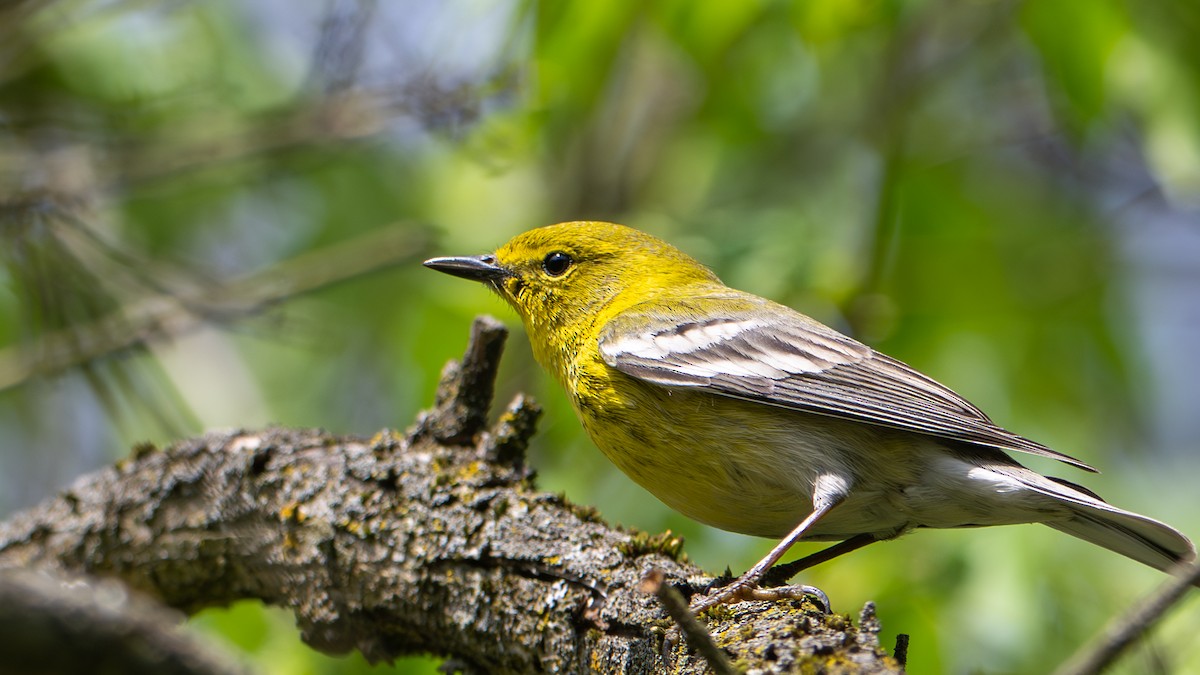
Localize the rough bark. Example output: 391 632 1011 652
0 317 904 674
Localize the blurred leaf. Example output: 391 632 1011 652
1021 0 1128 132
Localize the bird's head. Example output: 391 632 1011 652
425 221 720 357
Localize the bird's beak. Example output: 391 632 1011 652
423 254 507 282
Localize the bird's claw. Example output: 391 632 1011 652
689 579 830 614
743 584 831 614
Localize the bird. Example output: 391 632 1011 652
424 220 1196 612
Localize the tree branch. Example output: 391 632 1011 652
0 317 902 673
1054 559 1200 675
0 568 250 675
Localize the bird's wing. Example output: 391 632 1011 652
598 293 1097 472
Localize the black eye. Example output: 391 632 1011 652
542 251 573 276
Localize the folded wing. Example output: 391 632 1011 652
598 292 1097 472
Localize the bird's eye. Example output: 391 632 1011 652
542 251 573 277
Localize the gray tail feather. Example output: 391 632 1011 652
1045 505 1196 577
995 465 1196 578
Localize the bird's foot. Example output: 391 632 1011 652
689 577 830 614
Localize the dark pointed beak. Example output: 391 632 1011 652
423 254 507 282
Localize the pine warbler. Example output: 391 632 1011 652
425 221 1195 611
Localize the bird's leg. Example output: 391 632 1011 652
690 502 841 613
690 474 850 614
759 533 877 587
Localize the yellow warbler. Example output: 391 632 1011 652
425 221 1195 610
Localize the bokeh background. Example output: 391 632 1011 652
2 0 1198 673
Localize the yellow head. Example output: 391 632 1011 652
424 221 719 374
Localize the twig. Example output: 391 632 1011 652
893 633 910 669
640 569 736 675
415 315 507 445
0 223 429 391
1054 561 1200 675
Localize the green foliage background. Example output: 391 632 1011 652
1 0 1198 672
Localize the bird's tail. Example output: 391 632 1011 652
1046 503 1195 575
1033 475 1196 579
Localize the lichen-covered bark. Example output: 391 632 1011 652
0 317 903 674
